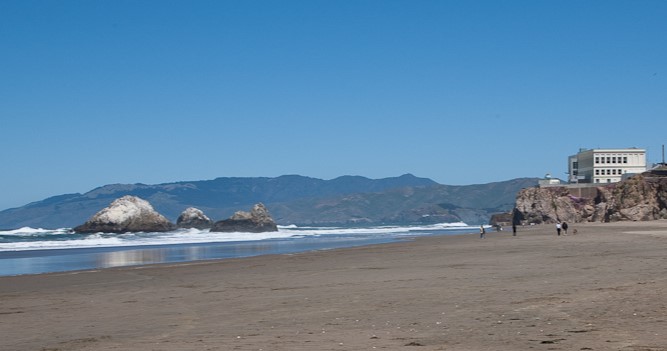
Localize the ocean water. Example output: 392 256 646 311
0 223 481 276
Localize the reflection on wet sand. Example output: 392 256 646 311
2 236 401 276
98 249 167 268
95 241 329 268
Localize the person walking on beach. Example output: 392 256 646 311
512 223 517 236
480 225 486 238
562 222 569 235
556 222 562 236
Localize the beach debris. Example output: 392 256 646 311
404 341 425 346
539 338 565 344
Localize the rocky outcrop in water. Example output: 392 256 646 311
210 203 278 233
73 195 175 233
512 172 667 224
176 207 213 229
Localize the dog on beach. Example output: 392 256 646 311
573 228 578 234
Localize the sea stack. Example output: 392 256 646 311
177 207 214 229
73 195 175 233
210 203 278 233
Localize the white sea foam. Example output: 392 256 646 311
0 227 70 236
0 222 476 252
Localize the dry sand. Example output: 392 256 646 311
1 221 666 351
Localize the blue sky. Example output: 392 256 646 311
1 1 666 211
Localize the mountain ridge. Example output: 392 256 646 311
0 174 538 229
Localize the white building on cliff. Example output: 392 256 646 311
568 148 647 184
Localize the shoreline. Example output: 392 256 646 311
0 235 410 277
0 226 479 277
2 221 666 350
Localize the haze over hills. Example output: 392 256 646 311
0 174 539 229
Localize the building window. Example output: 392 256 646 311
595 157 599 164
619 169 622 175
623 157 628 163
595 169 600 175
607 169 611 175
607 157 611 163
612 157 617 163
596 179 600 183
607 179 612 183
612 169 616 175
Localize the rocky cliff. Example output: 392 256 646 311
512 172 667 224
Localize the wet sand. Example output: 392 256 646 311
1 221 666 351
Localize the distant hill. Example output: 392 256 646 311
269 177 540 225
0 174 538 229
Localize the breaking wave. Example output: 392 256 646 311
0 222 477 252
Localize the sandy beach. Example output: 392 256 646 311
1 221 666 351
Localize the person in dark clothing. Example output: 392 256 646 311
562 222 569 235
512 223 517 236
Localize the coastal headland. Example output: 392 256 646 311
1 221 666 351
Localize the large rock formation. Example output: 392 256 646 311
513 186 597 224
210 203 278 233
177 207 213 229
73 196 175 233
512 172 667 224
603 172 667 221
